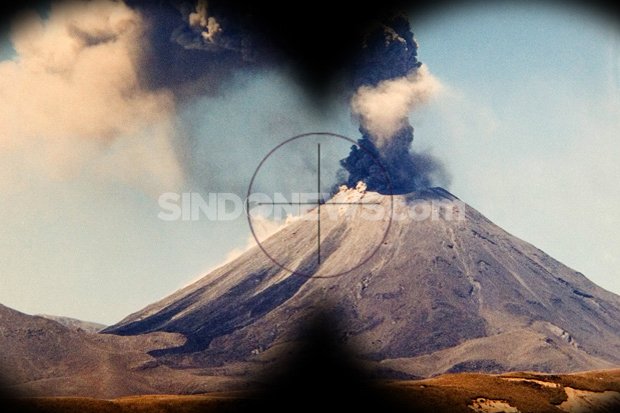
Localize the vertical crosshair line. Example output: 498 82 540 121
317 143 321 266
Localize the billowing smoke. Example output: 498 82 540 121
187 0 222 45
128 0 260 99
0 1 445 197
0 0 261 194
341 15 448 194
351 65 441 145
0 0 182 192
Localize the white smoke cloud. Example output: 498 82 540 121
351 65 442 146
0 0 184 192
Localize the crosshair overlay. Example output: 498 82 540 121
246 132 393 278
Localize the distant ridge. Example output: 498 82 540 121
37 314 106 334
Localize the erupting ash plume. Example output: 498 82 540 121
341 15 448 194
0 1 443 196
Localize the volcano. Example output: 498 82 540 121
104 187 620 378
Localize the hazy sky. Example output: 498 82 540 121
0 2 618 324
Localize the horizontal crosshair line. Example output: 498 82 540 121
255 202 381 205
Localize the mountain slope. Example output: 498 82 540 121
104 187 620 376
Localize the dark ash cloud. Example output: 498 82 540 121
340 15 449 194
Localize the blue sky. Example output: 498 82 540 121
0 2 618 324
410 2 620 295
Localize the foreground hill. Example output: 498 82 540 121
0 304 233 397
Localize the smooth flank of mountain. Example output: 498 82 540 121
104 187 620 377
37 314 106 333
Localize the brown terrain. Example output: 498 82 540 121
9 370 620 413
0 304 239 398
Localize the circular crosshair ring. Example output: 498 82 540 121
246 132 394 278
